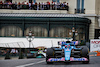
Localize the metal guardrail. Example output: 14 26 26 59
0 42 25 48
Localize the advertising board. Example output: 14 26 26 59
90 39 100 52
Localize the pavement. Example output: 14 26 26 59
0 56 100 67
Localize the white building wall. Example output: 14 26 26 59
84 0 95 14
0 0 99 40
87 17 95 39
1 0 96 14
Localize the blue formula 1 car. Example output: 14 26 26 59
46 41 89 64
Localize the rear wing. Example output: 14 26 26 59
58 41 80 45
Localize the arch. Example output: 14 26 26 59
75 27 85 41
0 26 23 37
25 26 47 37
50 26 70 37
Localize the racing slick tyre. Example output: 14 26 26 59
81 46 89 64
46 48 54 64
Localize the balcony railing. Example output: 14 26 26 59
75 9 85 14
0 4 69 11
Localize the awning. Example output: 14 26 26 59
0 13 91 24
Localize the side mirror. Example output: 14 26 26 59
58 41 62 45
71 41 80 45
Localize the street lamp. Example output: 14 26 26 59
26 31 34 48
69 27 78 40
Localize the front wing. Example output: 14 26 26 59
47 57 88 62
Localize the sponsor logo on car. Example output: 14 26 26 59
48 58 65 61
65 48 70 51
70 57 88 61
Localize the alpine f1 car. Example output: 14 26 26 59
46 41 89 64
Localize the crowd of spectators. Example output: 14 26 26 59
0 1 69 11
0 48 19 56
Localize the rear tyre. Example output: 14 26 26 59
81 46 89 64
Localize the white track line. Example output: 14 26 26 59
16 60 45 67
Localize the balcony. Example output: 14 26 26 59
75 9 85 14
0 3 69 14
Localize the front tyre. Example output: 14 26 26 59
46 48 54 64
81 46 89 64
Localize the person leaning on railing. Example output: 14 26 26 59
26 2 29 9
32 2 35 10
22 2 24 9
29 2 31 9
34 2 37 10
24 1 27 9
11 2 15 9
0 1 69 11
0 1 3 9
17 2 21 10
8 1 12 9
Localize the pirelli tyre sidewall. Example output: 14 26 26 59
81 46 89 64
46 48 54 57
46 48 54 64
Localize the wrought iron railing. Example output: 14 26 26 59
75 9 85 14
0 4 69 11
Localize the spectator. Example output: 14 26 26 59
8 1 12 9
39 2 40 10
41 2 44 10
4 1 7 8
26 2 29 9
15 1 17 9
0 1 3 9
52 1 53 10
44 2 47 10
29 2 31 9
17 2 21 10
57 2 60 10
34 2 37 10
47 1 49 10
24 1 27 4
24 1 27 9
0 1 69 10
53 2 56 10
32 1 35 10
48 1 50 9
66 3 69 11
22 2 24 9
11 2 15 9
10 48 18 56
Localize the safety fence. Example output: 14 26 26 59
0 42 25 48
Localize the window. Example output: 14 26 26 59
50 27 70 37
76 0 85 13
0 26 22 37
26 26 47 37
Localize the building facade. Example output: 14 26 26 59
0 0 100 42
